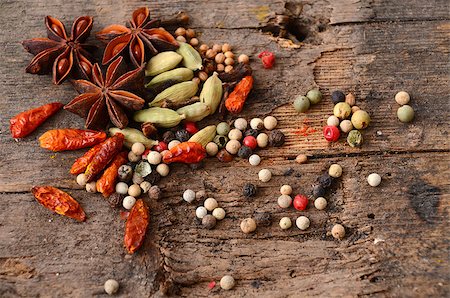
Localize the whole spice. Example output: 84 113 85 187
347 130 363 147
280 185 292 195
176 102 211 122
293 194 308 211
97 7 178 67
124 199 149 254
333 102 352 119
131 142 146 155
202 214 217 229
150 81 199 107
225 76 254 114
279 217 292 230
86 181 97 193
200 72 223 115
196 206 208 219
339 120 353 133
327 116 340 127
212 208 226 220
296 216 310 230
148 185 162 200
277 195 292 208
31 186 86 221
243 129 258 138
196 190 207 200
177 42 203 71
312 184 326 198
233 118 248 131
220 275 236 290
156 163 170 177
128 151 141 162
248 154 261 166
395 91 410 105
123 196 137 210
134 107 186 128
329 164 343 178
263 116 278 130
163 142 206 164
184 121 199 135
146 151 162 165
256 133 269 148
162 131 176 144
253 211 272 227
22 16 95 84
240 218 257 233
295 154 308 164
306 89 322 105
104 279 120 295
216 122 231 136
293 95 310 113
76 174 88 186
345 93 356 106
367 173 382 187
225 139 241 155
258 169 272 182
351 110 370 129
268 130 285 147
331 91 345 104
168 140 181 149
314 197 327 210
70 143 103 175
216 148 233 162
107 192 124 208
243 136 257 149
397 105 415 123
204 198 219 211
206 142 219 156
116 182 129 195
145 51 182 76
39 129 106 151
238 54 249 64
128 184 142 197
237 145 252 158
110 127 158 149
331 224 345 240
118 165 133 182
258 51 275 69
140 181 151 193
189 125 217 147
132 172 145 185
145 67 193 88
228 128 243 140
96 152 128 197
323 125 340 142
183 189 196 203
318 174 333 189
250 118 264 130
175 129 191 142
243 183 257 198
10 102 63 138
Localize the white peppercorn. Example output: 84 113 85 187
76 173 88 186
367 173 381 187
204 197 218 211
225 139 241 155
212 207 226 220
176 35 186 43
140 181 151 193
115 182 128 195
183 189 196 203
131 142 145 156
195 190 207 200
279 217 292 229
328 164 343 178
147 151 162 165
220 275 235 290
156 163 170 177
228 128 243 140
104 279 119 295
314 197 327 210
258 169 272 182
327 115 340 127
233 118 247 131
295 154 308 164
240 218 257 234
250 118 264 130
256 133 269 148
168 140 181 150
195 206 208 219
206 142 219 156
280 185 292 195
331 224 345 239
395 91 410 105
128 151 141 162
128 184 142 197
278 195 292 208
339 120 353 133
263 116 278 130
86 181 97 193
122 196 136 210
248 154 261 166
296 216 310 230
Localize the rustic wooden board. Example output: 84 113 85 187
0 0 449 297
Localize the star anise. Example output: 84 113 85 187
64 56 145 129
96 7 178 67
22 16 96 85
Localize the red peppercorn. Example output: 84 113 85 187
323 125 340 142
258 51 275 69
293 194 308 211
142 148 150 158
184 121 199 134
153 141 168 152
243 136 257 150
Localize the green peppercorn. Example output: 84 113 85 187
306 89 322 104
216 122 231 136
333 102 352 119
351 110 370 129
347 130 363 147
397 105 414 123
213 135 229 149
293 95 310 113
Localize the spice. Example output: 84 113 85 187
10 102 63 138
228 129 243 141
200 72 223 114
212 208 226 220
256 133 269 148
327 116 340 127
233 118 248 131
240 218 257 233
86 181 97 193
351 106 360 113
253 211 272 227
258 169 272 182
118 165 133 182
293 95 310 113
107 193 123 208
76 174 88 186
123 196 137 210
156 163 170 177
104 279 120 295
220 275 236 290
162 131 176 144
312 184 325 198
306 89 322 105
238 54 249 64
280 185 292 195
345 93 356 106
175 129 191 142
206 142 219 156
279 217 292 230
145 51 183 76
147 151 162 165
314 197 327 210
328 164 343 178
115 182 129 195
128 184 142 197
96 152 128 197
323 125 340 142
339 120 353 133
132 172 145 185
397 105 414 123
258 51 275 69
295 154 308 164
347 130 363 147
148 185 162 200
128 151 141 162
278 195 292 208
39 129 107 151
131 142 145 156
367 173 382 187
331 91 345 104
296 216 310 230
395 91 410 105
202 214 217 229
333 102 352 119
318 174 333 189
184 121 199 135
31 186 86 221
248 154 261 166
243 129 259 138
124 199 149 254
204 198 218 211
331 224 345 240
243 183 257 198
189 125 217 147
224 57 234 66
249 118 264 130
215 53 226 64
196 206 208 219
268 130 285 147
140 181 151 193
351 110 370 129
163 142 206 164
168 140 181 150
216 148 233 162
70 144 103 175
225 76 254 114
237 145 252 158
293 194 308 211
183 189 196 203
216 122 231 136
225 139 241 155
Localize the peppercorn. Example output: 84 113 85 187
220 275 235 290
395 91 410 105
168 140 181 150
243 136 257 149
212 207 226 220
162 131 176 144
123 195 136 210
132 172 144 185
175 129 191 142
196 206 208 219
176 35 186 43
263 116 278 130
331 90 345 104
225 139 241 155
306 89 322 105
367 173 382 187
248 154 261 166
293 95 310 113
215 52 225 64
269 130 285 147
293 194 308 211
128 151 141 162
351 110 370 129
147 151 162 165
183 189 196 203
345 93 356 106
397 105 414 123
196 190 207 200
145 170 161 184
184 121 198 135
314 197 327 210
76 173 88 186
189 38 199 47
253 211 272 227
206 142 219 156
107 192 124 208
280 185 292 195
186 28 196 38
250 118 264 130
243 183 257 198
256 133 269 148
339 120 353 133
202 214 217 229
240 218 257 234
317 173 333 189
156 163 170 177
243 129 259 138
153 141 167 153
104 279 120 295
323 125 340 142
295 154 308 164
228 128 243 140
258 169 272 182
131 142 146 156
216 63 225 72
216 122 231 136
327 115 340 127
214 135 229 149
216 148 233 162
279 217 292 230
204 197 218 211
312 183 326 198
115 182 128 195
296 216 310 230
148 185 162 200
333 102 352 119
237 145 252 158
351 106 360 113
329 164 343 178
331 224 345 239
233 118 247 131
238 54 249 64
278 195 292 208
128 184 142 197
347 130 363 147
140 181 152 194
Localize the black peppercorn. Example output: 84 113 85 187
162 131 175 144
312 183 326 198
148 185 162 200
175 129 191 142
202 214 217 229
269 130 285 147
244 129 259 138
243 183 257 198
145 170 161 185
331 90 345 104
107 192 124 208
317 173 333 189
253 211 272 227
237 145 252 159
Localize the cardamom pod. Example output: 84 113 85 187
109 127 158 149
134 107 186 128
150 81 198 107
145 67 194 88
176 102 211 122
176 42 203 71
200 72 223 115
145 51 183 77
189 125 217 147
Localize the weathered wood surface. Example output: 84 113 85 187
0 0 449 297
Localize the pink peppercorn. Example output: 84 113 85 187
293 194 308 211
184 121 199 134
243 136 257 150
258 51 275 69
153 141 168 152
323 125 340 142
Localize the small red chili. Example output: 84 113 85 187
153 141 168 152
142 148 151 158
184 121 198 135
293 194 308 211
243 136 257 150
323 125 340 142
258 51 275 69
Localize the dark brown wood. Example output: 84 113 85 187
0 0 448 297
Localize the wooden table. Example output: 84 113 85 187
1 1 448 297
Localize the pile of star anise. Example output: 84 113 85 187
22 7 189 129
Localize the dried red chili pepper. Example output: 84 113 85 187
69 143 103 175
84 133 124 182
10 102 63 138
39 129 106 151
224 76 254 114
258 51 275 69
162 142 206 164
31 186 86 221
124 199 149 254
96 151 127 198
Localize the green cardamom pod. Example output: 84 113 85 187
145 51 183 77
176 42 203 71
134 107 186 128
145 68 194 88
150 81 198 107
176 102 211 122
109 127 158 149
189 125 217 147
200 72 223 115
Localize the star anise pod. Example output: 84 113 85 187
64 56 145 129
22 16 96 85
96 7 178 67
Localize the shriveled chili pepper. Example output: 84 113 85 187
39 129 107 152
124 199 149 254
10 102 63 138
258 51 275 69
96 151 127 198
69 143 103 175
84 133 124 182
225 76 254 114
162 142 206 164
31 186 86 221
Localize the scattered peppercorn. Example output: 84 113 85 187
331 224 345 239
253 211 272 227
279 217 292 230
345 93 356 106
123 195 136 210
220 275 236 290
216 122 231 136
293 95 310 113
317 173 333 189
339 119 353 133
233 118 248 131
104 279 120 295
250 118 264 130
295 154 308 164
128 184 142 197
148 185 161 200
293 194 308 211
263 116 278 130
351 110 370 129
168 140 181 150
314 197 327 210
132 172 144 185
184 121 198 135
312 183 326 198
243 129 259 138
331 90 345 104
131 142 145 156
107 192 124 208
367 173 382 187
140 181 151 193
333 102 352 119
204 197 218 211
214 135 229 149
243 135 257 149
202 214 217 229
269 130 285 147
216 148 233 162
248 154 261 166
397 105 414 123
258 169 272 182
243 183 257 198
212 207 226 220
240 218 257 233
76 173 88 186
280 185 292 195
206 142 219 156
327 115 340 127
237 145 252 158
323 125 340 142
347 130 363 147
306 89 322 105
328 164 343 178
256 133 269 148
162 131 176 144
175 129 191 142
277 195 292 208
196 206 208 219
128 151 141 162
225 139 241 155
296 216 310 230
183 189 196 203
395 91 410 105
